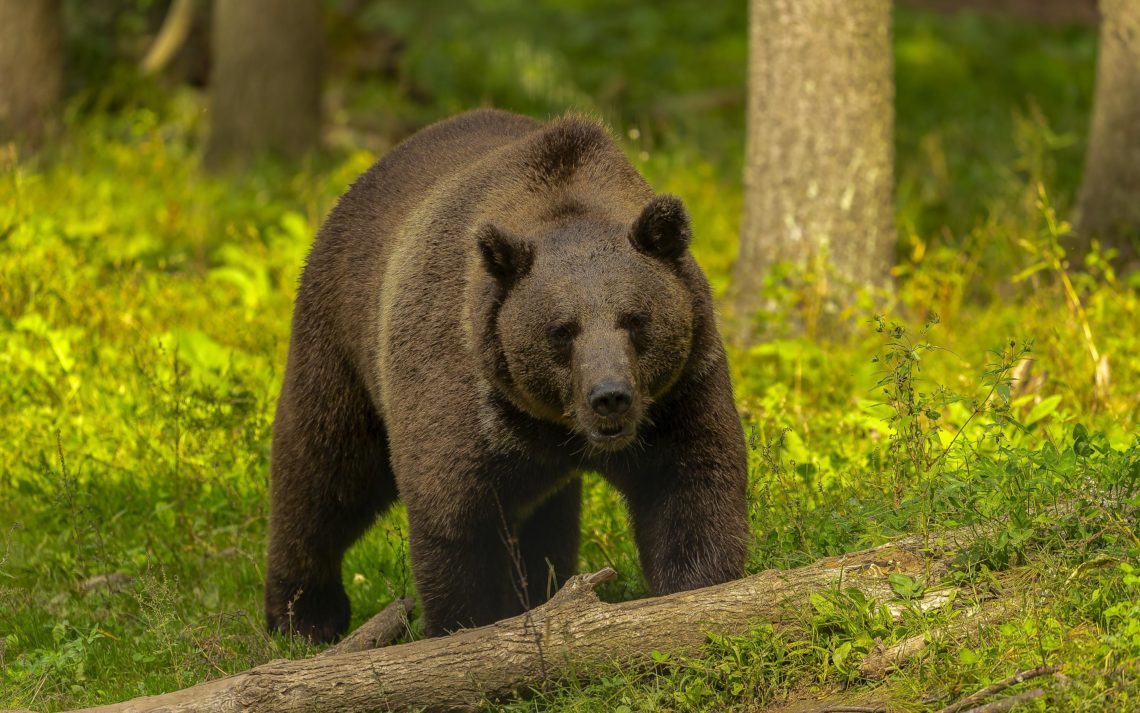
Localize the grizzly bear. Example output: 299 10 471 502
265 109 749 641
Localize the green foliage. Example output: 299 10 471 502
809 586 895 681
2 3 1139 711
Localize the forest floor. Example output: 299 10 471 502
2 5 1138 712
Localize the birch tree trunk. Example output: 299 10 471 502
734 0 895 329
1075 0 1140 265
0 0 63 149
204 0 323 169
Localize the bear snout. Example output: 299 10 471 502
582 381 639 450
588 380 633 417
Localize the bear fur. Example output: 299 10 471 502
265 109 749 641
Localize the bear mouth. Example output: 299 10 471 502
588 423 635 449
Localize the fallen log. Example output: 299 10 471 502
63 527 987 713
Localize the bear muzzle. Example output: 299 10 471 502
584 379 639 450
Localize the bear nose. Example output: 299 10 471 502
589 381 632 417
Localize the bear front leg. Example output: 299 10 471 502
624 462 749 594
610 362 750 595
514 477 582 611
265 356 397 643
406 511 520 637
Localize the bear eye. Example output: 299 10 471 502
546 321 578 351
619 312 650 335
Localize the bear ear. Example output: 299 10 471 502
477 224 534 285
629 194 692 261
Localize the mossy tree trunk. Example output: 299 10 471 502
204 0 323 170
1075 0 1140 265
0 0 63 149
734 0 895 331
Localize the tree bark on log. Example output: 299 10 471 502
60 528 983 713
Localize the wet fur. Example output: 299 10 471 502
265 109 749 640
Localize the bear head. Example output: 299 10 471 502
474 194 696 452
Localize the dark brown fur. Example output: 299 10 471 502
265 109 749 640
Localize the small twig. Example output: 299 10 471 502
938 665 1058 713
77 572 134 594
823 707 886 712
960 687 1045 713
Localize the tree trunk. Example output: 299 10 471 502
1074 0 1140 266
204 0 323 169
57 526 982 713
0 0 63 149
734 0 895 330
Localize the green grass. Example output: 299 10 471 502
2 5 1139 712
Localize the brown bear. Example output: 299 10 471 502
265 109 749 641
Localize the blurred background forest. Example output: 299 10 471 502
1 1 1139 711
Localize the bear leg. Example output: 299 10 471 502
265 357 396 643
623 468 748 595
513 478 582 611
606 363 749 596
406 516 519 637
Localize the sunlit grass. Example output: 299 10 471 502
2 7 1138 711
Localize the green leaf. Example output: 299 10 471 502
996 383 1011 404
888 573 925 599
810 592 834 615
1024 395 1062 426
1011 261 1049 283
832 641 852 671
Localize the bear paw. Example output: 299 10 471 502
265 577 350 644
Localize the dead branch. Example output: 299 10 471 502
320 597 414 657
140 0 198 75
860 597 1017 679
937 665 1058 713
764 691 893 713
960 687 1045 713
57 526 999 712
